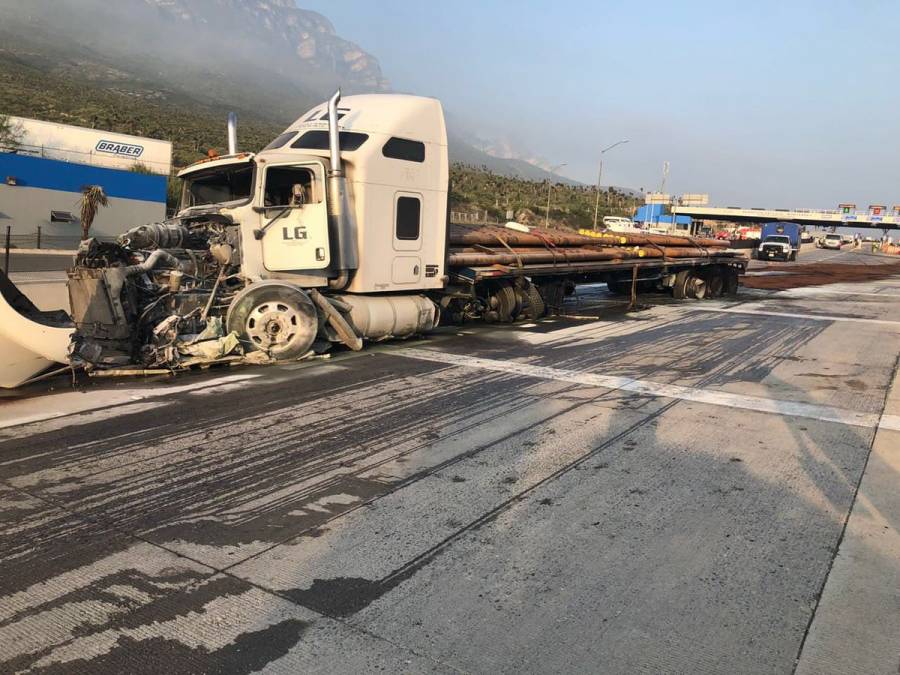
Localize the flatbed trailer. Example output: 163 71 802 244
452 256 746 284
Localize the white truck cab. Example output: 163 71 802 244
177 94 449 294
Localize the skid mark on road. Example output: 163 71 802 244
685 304 900 327
395 347 900 432
0 374 262 431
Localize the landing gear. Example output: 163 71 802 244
226 282 319 359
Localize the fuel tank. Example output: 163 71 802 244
331 293 438 340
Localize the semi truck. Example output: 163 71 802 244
755 222 800 261
0 91 746 388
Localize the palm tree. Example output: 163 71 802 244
79 185 109 241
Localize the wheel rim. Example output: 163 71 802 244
246 301 302 350
687 277 707 299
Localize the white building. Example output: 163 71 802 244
0 116 173 246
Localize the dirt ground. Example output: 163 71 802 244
743 259 900 290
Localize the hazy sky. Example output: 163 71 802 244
302 0 898 209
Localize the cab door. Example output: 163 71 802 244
261 163 330 272
391 192 422 284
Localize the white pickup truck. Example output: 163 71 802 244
756 235 795 261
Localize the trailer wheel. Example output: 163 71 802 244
671 270 690 299
226 282 318 360
606 279 629 295
523 284 546 319
722 268 739 297
535 281 565 316
494 284 521 322
672 270 706 300
704 268 725 298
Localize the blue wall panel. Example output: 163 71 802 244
0 153 166 203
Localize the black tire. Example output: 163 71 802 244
226 282 319 360
535 281 565 316
671 270 691 299
722 268 739 296
493 284 520 322
704 268 725 298
523 284 546 319
606 279 629 295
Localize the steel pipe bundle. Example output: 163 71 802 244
448 223 727 250
447 223 735 268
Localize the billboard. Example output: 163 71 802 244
680 193 709 206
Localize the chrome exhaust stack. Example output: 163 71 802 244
227 112 238 155
326 89 359 280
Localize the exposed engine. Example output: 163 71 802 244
68 218 248 371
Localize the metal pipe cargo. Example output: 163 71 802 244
630 247 737 259
447 245 736 267
448 224 726 249
587 233 727 248
448 248 638 266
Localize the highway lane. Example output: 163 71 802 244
1 267 899 672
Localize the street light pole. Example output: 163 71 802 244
592 139 629 230
545 163 567 228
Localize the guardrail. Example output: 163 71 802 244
0 226 119 272
449 211 502 225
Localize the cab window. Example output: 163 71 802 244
264 166 318 207
396 196 421 240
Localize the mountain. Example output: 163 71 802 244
447 131 582 185
0 0 577 184
0 0 387 100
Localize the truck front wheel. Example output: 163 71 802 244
226 282 319 360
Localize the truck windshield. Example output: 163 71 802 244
765 236 790 244
182 164 253 208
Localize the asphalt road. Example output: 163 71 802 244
1 251 899 673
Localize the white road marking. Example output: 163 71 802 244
0 373 261 430
686 304 900 327
397 348 896 431
777 286 900 299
